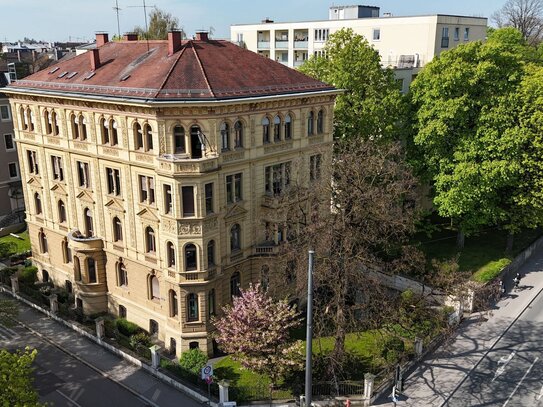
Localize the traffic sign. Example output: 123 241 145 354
201 364 213 380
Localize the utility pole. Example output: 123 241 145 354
113 0 122 38
305 250 314 407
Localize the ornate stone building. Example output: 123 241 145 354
4 31 337 355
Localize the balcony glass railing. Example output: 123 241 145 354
275 40 289 49
294 41 308 48
257 41 270 49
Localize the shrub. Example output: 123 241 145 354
19 266 38 285
179 348 208 375
0 266 18 284
381 337 405 364
115 318 140 336
129 332 152 349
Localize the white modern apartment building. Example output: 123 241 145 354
231 5 488 92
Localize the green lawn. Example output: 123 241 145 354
0 229 30 255
417 227 541 283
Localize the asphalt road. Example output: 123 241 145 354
1 321 151 407
444 283 543 406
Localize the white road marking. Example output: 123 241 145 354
537 383 543 400
502 357 539 407
493 350 517 382
56 390 84 407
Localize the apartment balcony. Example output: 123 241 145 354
158 155 219 175
294 41 308 49
257 41 270 49
253 243 281 256
275 40 289 49
68 229 103 251
178 268 217 284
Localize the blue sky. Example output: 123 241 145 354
0 0 503 43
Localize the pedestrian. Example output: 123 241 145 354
513 275 520 289
499 280 506 296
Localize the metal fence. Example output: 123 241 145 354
312 381 365 397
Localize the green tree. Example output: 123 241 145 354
299 28 405 141
0 347 42 406
410 28 534 247
0 298 18 327
134 8 180 40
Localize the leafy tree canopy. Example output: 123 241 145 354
0 347 42 407
134 8 180 40
299 28 405 141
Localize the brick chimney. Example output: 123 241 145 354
168 31 182 55
90 48 101 71
95 32 109 47
195 31 209 42
124 33 138 41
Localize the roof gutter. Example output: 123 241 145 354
2 86 343 108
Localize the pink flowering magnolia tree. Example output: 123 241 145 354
213 283 304 386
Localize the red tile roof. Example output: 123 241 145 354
8 39 334 101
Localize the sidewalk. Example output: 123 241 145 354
374 250 543 406
7 295 207 407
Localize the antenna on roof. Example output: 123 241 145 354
113 0 122 39
128 0 156 51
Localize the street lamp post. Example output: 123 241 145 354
305 250 315 407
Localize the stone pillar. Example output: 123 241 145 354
49 294 58 314
219 380 230 404
10 276 19 293
364 373 375 400
95 318 105 339
414 337 423 358
150 345 161 369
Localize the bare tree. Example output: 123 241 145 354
492 0 543 44
271 139 424 382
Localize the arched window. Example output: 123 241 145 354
111 120 118 145
207 240 215 267
134 122 143 150
87 258 97 283
230 272 241 298
42 270 49 283
144 123 153 151
317 109 324 134
189 341 199 349
145 226 156 253
44 109 52 134
150 319 159 335
307 111 314 136
150 275 160 300
173 125 185 154
208 289 216 317
25 107 34 131
234 121 243 148
101 118 109 144
184 243 197 271
119 305 127 318
38 229 48 253
58 200 66 223
273 115 281 142
79 115 87 140
28 108 35 132
74 256 81 281
71 114 79 139
187 293 199 321
62 239 72 263
261 264 270 291
52 111 59 135
34 192 42 215
113 217 123 242
230 224 241 252
84 208 93 237
167 241 176 267
169 289 178 317
117 262 128 286
170 338 177 354
284 114 292 139
189 125 203 159
65 280 73 293
220 122 230 151
262 117 270 144
20 107 27 130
